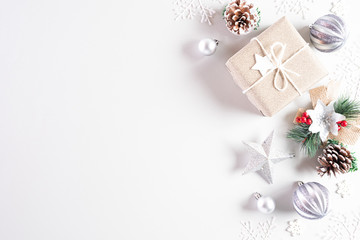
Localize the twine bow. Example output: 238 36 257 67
243 38 309 95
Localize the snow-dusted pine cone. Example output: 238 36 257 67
317 144 354 177
224 0 260 35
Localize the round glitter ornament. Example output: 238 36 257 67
254 192 275 214
293 182 330 220
310 14 348 52
198 38 219 56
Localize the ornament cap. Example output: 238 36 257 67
254 192 262 200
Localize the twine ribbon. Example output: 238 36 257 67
243 38 309 95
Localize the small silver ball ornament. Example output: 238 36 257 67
254 192 275 214
310 14 348 52
293 182 330 220
198 38 219 56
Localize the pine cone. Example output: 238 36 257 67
317 144 354 177
224 0 259 35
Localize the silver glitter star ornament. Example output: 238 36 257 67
243 131 295 184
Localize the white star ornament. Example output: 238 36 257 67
242 131 295 184
251 54 274 76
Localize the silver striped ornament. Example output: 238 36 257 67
293 182 330 220
310 14 348 52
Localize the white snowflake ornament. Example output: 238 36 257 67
274 0 314 19
330 38 360 99
330 0 345 17
336 180 350 198
321 211 360 239
173 0 224 25
286 219 301 237
307 100 346 142
239 217 276 240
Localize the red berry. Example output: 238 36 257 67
337 121 341 124
306 118 312 125
300 117 307 123
338 125 341 131
296 117 301 123
302 112 309 118
340 121 348 127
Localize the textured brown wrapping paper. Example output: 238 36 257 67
309 80 341 108
226 16 328 117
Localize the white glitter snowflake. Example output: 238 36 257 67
330 0 345 16
330 39 360 100
336 180 350 198
239 217 276 240
173 0 224 25
320 212 360 240
274 0 314 19
286 219 301 237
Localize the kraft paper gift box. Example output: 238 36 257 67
226 16 328 117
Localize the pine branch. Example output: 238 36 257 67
327 138 340 146
350 155 358 172
287 123 309 141
303 132 321 157
254 8 261 30
334 97 360 121
287 123 321 157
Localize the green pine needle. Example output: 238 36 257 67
254 8 261 30
287 123 309 141
327 138 341 146
350 155 358 172
334 97 360 121
287 123 321 157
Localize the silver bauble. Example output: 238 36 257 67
310 14 347 52
254 193 275 214
293 182 330 220
198 38 218 56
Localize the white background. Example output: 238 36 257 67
0 0 360 239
